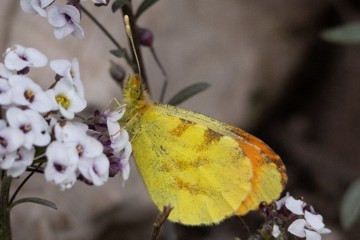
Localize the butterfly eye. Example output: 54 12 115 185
130 87 141 99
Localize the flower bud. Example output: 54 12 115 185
109 60 126 87
137 27 154 47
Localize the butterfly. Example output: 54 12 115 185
119 74 287 225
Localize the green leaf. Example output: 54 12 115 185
340 178 360 229
111 0 130 13
321 23 360 44
168 82 210 106
110 49 126 58
135 0 159 20
11 197 57 210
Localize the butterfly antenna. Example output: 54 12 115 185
124 15 142 80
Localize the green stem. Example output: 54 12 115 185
9 164 41 206
0 175 12 240
80 4 134 69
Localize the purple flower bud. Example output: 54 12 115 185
137 27 154 47
109 61 126 87
93 0 110 7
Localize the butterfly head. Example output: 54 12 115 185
122 74 151 112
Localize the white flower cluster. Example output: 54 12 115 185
0 44 131 190
20 0 85 39
275 193 331 240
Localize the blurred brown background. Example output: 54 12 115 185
2 0 360 239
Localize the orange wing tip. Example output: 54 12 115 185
236 164 286 215
228 126 287 215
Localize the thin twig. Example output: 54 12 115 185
150 205 173 240
150 46 168 102
80 4 134 68
236 216 252 237
9 163 43 205
25 168 44 174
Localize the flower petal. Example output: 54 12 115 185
40 0 54 8
50 59 71 76
4 50 29 71
305 211 325 230
285 196 305 215
305 229 321 240
71 21 85 39
47 4 66 27
79 154 109 186
53 24 75 39
58 5 80 23
288 219 306 238
0 63 14 79
20 0 37 14
272 224 281 238
0 152 17 169
24 47 48 67
0 79 12 105
0 127 25 154
45 141 78 185
30 0 47 17
6 147 35 177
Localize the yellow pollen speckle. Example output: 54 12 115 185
21 124 32 133
70 69 75 78
24 89 35 102
56 94 70 109
76 144 84 156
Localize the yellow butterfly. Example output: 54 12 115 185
119 75 287 226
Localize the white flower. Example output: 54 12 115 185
0 63 14 79
54 121 86 142
55 122 103 158
0 152 16 170
47 78 87 119
20 0 55 17
0 120 6 130
275 192 290 210
5 147 35 177
111 129 130 152
0 79 12 105
78 153 109 186
106 108 125 140
272 224 281 238
45 141 79 189
285 196 305 215
4 44 47 72
47 4 84 39
50 122 110 188
50 58 85 98
288 211 331 240
0 126 24 155
9 75 54 113
6 107 50 149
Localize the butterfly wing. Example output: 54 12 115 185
130 103 286 225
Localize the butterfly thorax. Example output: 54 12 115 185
120 75 152 134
